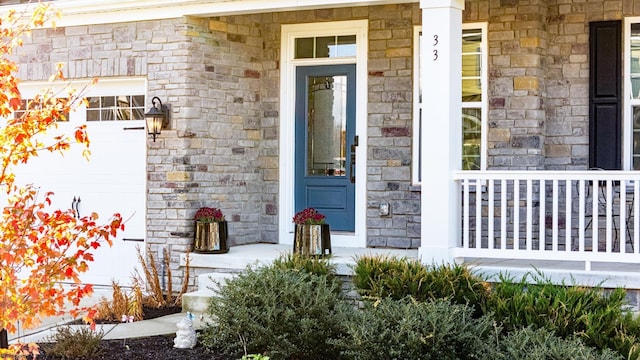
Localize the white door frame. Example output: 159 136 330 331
279 20 368 248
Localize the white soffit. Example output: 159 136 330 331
1 0 416 27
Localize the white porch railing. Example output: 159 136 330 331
454 171 640 271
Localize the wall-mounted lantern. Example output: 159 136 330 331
144 96 170 142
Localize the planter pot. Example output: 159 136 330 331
293 224 332 257
194 221 229 254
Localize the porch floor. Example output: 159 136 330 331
186 243 419 276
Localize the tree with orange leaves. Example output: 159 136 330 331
0 3 124 358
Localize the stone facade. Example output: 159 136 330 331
12 0 640 287
464 0 633 170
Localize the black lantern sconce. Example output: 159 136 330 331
144 96 170 142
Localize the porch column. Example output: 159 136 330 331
419 0 464 264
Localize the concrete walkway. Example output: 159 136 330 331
9 312 206 344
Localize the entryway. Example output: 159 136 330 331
279 20 368 247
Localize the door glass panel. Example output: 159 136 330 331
306 75 347 177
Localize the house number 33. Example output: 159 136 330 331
433 35 439 61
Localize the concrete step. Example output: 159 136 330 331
181 272 235 314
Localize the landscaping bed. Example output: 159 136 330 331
37 334 233 360
30 254 640 359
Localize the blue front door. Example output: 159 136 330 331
295 64 356 231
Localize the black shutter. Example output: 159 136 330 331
589 20 622 170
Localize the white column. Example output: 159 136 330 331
419 0 464 264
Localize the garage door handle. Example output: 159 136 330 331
122 238 144 242
71 196 81 218
123 126 145 130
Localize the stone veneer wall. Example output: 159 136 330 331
465 0 636 171
465 0 548 170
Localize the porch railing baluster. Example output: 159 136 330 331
552 179 559 251
620 180 627 253
606 180 613 253
475 179 482 249
488 180 495 250
526 179 533 251
462 178 469 248
592 180 599 252
501 179 507 250
514 179 520 249
578 179 586 252
539 179 545 251
565 179 571 251
635 181 639 253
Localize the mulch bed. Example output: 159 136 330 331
34 306 235 360
37 334 234 360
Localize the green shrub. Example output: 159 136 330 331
241 355 270 360
488 271 640 356
335 297 496 360
352 255 490 314
201 264 347 360
271 253 338 287
42 326 104 359
486 327 623 360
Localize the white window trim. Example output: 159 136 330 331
412 22 488 185
279 20 368 248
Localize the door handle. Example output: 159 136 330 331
350 135 358 184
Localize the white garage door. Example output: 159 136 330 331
14 78 147 286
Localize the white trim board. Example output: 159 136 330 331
2 0 414 28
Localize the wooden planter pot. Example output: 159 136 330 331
194 221 229 254
293 224 332 257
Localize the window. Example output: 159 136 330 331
86 95 145 121
626 20 640 169
295 35 356 59
630 24 640 168
14 98 70 122
412 23 488 184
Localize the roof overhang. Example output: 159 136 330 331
2 0 417 27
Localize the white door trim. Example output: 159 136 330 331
279 20 368 248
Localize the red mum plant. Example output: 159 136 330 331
194 207 225 223
293 207 326 225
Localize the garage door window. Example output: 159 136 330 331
14 99 70 121
86 95 145 121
